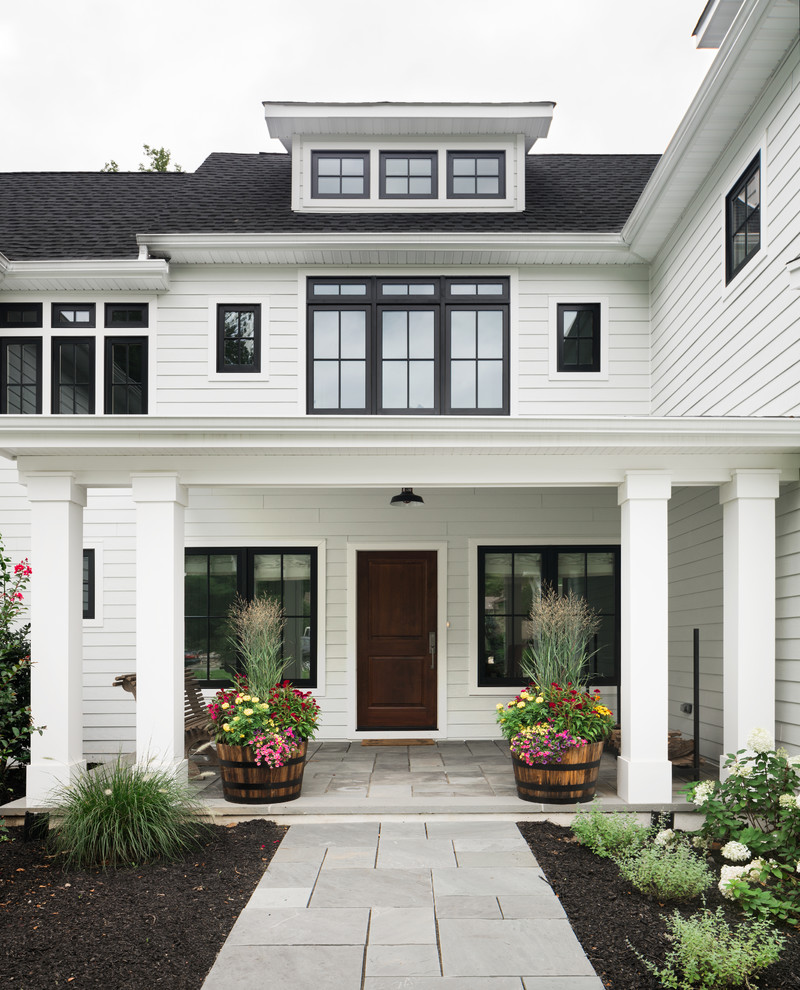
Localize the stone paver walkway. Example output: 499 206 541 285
201 820 603 990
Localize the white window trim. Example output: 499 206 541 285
548 295 609 381
207 296 270 382
293 137 525 214
82 541 104 628
182 537 327 698
721 137 768 303
467 537 619 696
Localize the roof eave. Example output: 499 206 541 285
0 258 170 292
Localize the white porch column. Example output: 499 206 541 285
719 470 780 758
131 474 187 777
25 474 87 804
617 472 672 804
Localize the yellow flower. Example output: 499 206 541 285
520 691 530 700
536 696 544 704
244 708 253 716
222 724 231 732
496 703 504 711
221 702 230 710
242 695 251 702
252 697 260 704
259 703 269 710
517 702 525 709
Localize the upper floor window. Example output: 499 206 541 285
307 277 509 415
726 153 760 284
105 303 149 328
105 337 148 413
379 152 437 198
216 304 261 373
0 338 41 413
53 303 96 328
52 337 95 414
556 303 600 373
0 304 42 329
447 151 505 198
311 151 369 198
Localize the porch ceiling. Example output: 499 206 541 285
4 415 799 488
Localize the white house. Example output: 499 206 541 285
2 0 799 806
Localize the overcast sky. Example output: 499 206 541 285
0 1 716 173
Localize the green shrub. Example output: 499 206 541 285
614 837 713 902
571 803 649 859
48 756 213 869
632 906 784 989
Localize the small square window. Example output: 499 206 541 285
557 303 600 373
311 151 370 198
447 152 505 199
217 304 261 373
726 153 760 283
0 304 43 329
379 153 437 199
53 303 96 328
105 303 149 328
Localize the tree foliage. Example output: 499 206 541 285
101 144 183 173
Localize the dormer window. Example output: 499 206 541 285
447 151 505 198
311 151 369 198
379 152 437 199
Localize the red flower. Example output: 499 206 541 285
548 702 556 708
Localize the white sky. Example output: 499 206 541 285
0 1 716 173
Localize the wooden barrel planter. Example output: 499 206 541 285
512 740 604 804
217 739 308 804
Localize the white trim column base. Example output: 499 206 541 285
617 472 672 805
24 473 87 806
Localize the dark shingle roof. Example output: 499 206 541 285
0 153 660 261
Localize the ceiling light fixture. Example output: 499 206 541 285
390 487 424 507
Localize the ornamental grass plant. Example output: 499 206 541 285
48 756 212 870
227 594 288 699
520 585 600 692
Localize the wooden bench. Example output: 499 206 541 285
112 669 216 764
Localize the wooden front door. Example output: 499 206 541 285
357 550 437 731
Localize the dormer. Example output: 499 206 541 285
263 101 554 214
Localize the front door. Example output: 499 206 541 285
356 550 437 731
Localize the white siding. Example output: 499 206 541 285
668 486 724 763
651 41 800 416
777 482 800 751
151 264 651 418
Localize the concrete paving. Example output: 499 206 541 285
201 819 606 990
189 739 706 819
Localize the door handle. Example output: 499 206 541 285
429 631 436 669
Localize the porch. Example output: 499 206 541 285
187 740 710 820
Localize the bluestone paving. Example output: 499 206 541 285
202 819 604 990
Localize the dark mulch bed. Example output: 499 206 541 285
519 821 800 989
0 818 286 989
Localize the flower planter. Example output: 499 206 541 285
512 740 604 804
217 739 307 804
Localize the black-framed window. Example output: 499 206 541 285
311 151 369 198
184 547 318 688
83 549 96 620
556 303 601 373
307 277 509 415
105 337 148 413
1 338 42 414
0 304 42 329
726 153 760 283
216 305 261 373
105 303 149 329
380 152 437 198
51 337 95 414
447 151 505 198
52 303 96 329
478 546 620 688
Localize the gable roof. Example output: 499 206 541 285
0 153 660 262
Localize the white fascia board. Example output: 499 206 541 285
264 102 555 151
136 231 638 265
3 413 800 452
693 0 745 48
0 258 170 292
623 0 793 260
0 252 9 280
